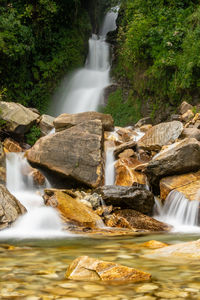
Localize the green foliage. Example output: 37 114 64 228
114 0 200 110
25 125 41 146
104 88 141 126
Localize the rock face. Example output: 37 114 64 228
26 120 104 188
138 121 183 151
0 185 26 229
147 239 200 259
66 256 151 282
44 189 102 228
95 186 155 215
54 111 114 132
160 171 200 200
0 143 6 185
0 101 39 135
39 114 55 136
145 138 200 186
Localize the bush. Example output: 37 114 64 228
25 125 41 146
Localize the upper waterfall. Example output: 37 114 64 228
50 7 119 116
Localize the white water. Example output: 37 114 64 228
105 149 115 185
0 153 70 239
155 190 200 233
51 7 119 116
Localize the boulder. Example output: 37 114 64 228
179 101 193 115
142 240 168 249
43 189 102 228
95 186 155 215
181 128 200 141
114 140 136 158
0 143 6 185
147 239 200 260
145 138 200 187
160 171 200 200
138 121 183 151
0 101 39 135
26 120 104 188
115 158 148 187
3 138 22 153
0 184 26 229
39 114 55 136
66 256 151 282
54 111 114 132
114 210 171 232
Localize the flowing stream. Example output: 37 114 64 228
51 7 119 116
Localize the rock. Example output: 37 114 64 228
81 193 103 210
114 140 136 158
135 117 153 128
3 138 22 153
54 111 114 132
147 239 200 259
145 138 200 187
118 149 136 159
26 120 104 188
116 127 138 143
139 124 152 132
0 142 6 185
138 121 183 151
0 184 26 229
160 171 200 201
181 109 194 122
180 128 200 141
39 114 55 136
179 101 193 115
43 189 102 228
104 213 133 230
0 101 39 135
115 158 148 187
95 186 155 215
30 169 46 186
114 210 171 232
142 240 168 249
66 256 151 282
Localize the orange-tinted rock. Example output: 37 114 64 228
181 109 194 122
179 101 193 115
3 138 22 153
104 213 133 230
142 240 168 249
0 142 6 185
140 124 152 132
31 169 46 186
66 256 151 282
114 141 136 158
118 149 136 159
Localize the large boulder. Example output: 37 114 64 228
43 189 102 228
95 186 155 215
54 111 114 132
0 143 6 185
0 101 39 135
138 121 183 151
26 120 104 188
160 171 200 200
66 256 151 282
0 185 26 229
39 114 55 136
145 138 200 187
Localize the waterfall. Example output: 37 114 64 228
105 149 115 185
0 153 70 239
50 7 119 116
155 190 200 233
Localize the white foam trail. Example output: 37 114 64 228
105 149 115 185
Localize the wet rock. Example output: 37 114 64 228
116 127 138 143
0 143 6 185
26 120 104 188
81 193 103 210
179 101 193 115
30 169 46 186
104 213 133 230
95 186 154 215
142 240 168 249
114 140 136 158
115 158 148 187
0 184 26 229
135 117 153 128
114 210 171 232
138 121 183 151
0 101 39 135
118 149 136 159
66 256 151 282
54 111 114 132
145 138 200 188
160 171 200 200
3 138 22 153
146 239 200 259
181 109 194 122
44 189 102 228
180 128 200 141
39 114 55 136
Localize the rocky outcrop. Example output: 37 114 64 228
160 171 200 201
0 185 26 230
44 189 102 228
26 120 104 188
95 186 155 215
0 101 39 135
138 121 183 151
145 138 200 187
39 114 55 136
66 256 151 282
0 143 6 185
54 111 114 132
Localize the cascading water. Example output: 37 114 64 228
0 153 70 239
50 7 119 116
155 190 200 233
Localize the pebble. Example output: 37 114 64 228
155 291 188 298
83 284 105 292
134 296 156 300
135 284 159 293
